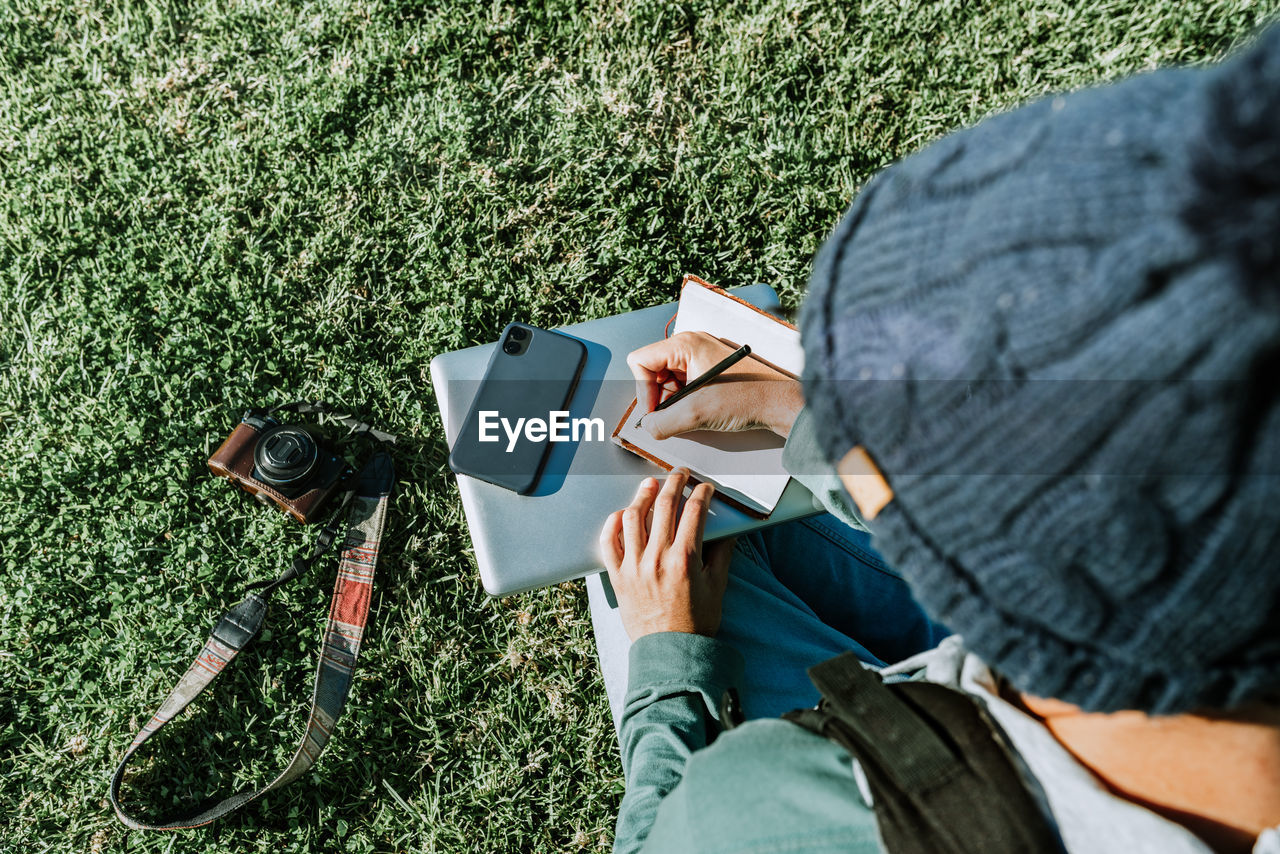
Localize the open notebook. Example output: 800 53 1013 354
612 275 804 516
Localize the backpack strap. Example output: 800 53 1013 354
109 449 394 830
783 652 1064 854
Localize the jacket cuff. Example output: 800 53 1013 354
627 632 744 717
782 407 869 531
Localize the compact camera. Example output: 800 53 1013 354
208 409 351 523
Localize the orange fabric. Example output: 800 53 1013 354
1021 695 1280 852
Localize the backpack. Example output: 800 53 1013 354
773 652 1066 854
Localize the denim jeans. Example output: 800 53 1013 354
588 514 949 730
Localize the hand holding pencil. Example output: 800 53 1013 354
626 331 805 440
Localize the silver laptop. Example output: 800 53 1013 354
430 285 822 596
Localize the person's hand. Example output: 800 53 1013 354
626 331 804 439
599 469 735 641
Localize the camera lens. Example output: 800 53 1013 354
503 340 521 355
509 327 528 341
254 425 319 486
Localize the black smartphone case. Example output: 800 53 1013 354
448 323 588 494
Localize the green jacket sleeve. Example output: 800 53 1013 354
613 631 744 854
781 406 869 532
613 406 871 853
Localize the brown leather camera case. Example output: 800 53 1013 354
208 422 340 523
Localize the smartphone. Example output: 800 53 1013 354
448 322 588 494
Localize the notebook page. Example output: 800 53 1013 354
614 284 801 514
671 283 804 375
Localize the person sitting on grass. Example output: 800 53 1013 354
592 24 1280 854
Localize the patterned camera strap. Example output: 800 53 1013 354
109 449 394 830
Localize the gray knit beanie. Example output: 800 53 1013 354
801 27 1280 715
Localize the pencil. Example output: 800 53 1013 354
635 344 752 428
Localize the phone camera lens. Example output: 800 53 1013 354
503 340 521 355
509 327 528 341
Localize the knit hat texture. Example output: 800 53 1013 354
801 27 1280 714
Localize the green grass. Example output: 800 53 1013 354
0 0 1274 851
